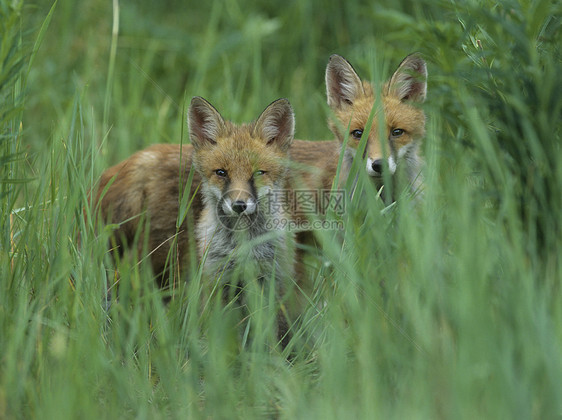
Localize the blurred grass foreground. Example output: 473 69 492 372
1 0 561 418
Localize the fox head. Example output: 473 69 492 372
188 97 294 222
326 54 427 186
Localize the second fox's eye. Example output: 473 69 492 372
254 170 266 176
350 129 363 140
391 128 405 137
215 169 227 177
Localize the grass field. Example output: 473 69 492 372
2 0 561 418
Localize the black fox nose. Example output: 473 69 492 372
232 200 247 214
372 159 383 174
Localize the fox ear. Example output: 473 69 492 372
326 54 364 108
388 54 427 103
188 96 225 148
254 98 295 151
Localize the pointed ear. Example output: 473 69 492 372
254 99 295 151
388 54 427 103
325 54 364 108
188 96 225 149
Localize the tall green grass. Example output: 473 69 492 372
2 0 561 418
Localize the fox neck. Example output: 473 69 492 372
400 144 424 199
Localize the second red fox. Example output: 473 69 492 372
325 53 427 198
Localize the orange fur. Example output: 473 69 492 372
94 143 200 285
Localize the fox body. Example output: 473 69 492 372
94 143 201 284
324 54 428 197
188 96 296 286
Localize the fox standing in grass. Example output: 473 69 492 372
323 54 428 199
289 54 428 282
189 97 296 344
96 96 297 343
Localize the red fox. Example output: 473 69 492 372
95 97 297 344
324 54 428 198
94 121 333 284
188 96 295 289
286 54 428 282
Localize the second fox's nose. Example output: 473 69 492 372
371 159 383 174
232 200 247 214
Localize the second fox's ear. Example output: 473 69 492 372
254 98 295 151
325 54 364 108
388 54 427 103
188 96 225 148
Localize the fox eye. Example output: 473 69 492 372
391 128 405 137
350 129 363 140
215 169 227 177
254 170 266 176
